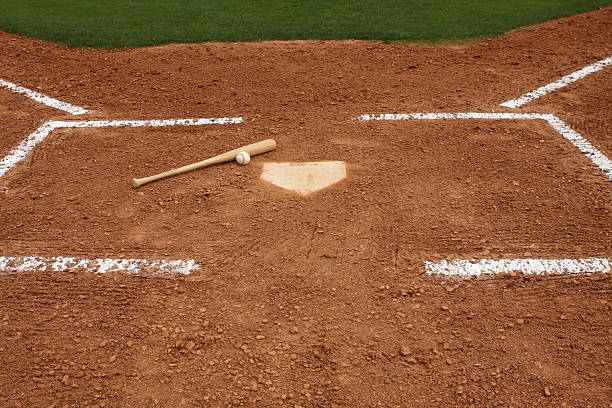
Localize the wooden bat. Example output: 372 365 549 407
131 138 276 188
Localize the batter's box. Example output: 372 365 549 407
0 117 246 258
358 113 611 179
350 112 611 259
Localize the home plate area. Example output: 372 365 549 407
1 113 609 277
0 10 611 406
261 161 347 196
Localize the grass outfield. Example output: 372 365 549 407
0 1 610 48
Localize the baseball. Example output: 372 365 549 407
236 151 251 165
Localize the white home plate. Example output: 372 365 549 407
261 161 346 195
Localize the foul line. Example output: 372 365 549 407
425 258 610 278
0 255 198 275
0 78 90 115
356 112 612 180
0 116 243 180
542 114 612 179
500 56 612 108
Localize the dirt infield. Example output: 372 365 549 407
0 8 611 408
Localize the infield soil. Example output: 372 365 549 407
0 8 611 408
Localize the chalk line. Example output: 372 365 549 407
0 121 57 179
425 258 610 278
51 117 243 129
0 78 90 115
0 116 243 180
355 112 612 180
356 112 548 121
0 255 198 275
542 114 612 179
500 56 612 108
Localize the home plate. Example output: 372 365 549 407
261 161 346 195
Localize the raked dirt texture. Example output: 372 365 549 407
0 7 611 408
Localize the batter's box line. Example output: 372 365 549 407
425 257 610 278
0 255 199 275
356 112 612 180
0 116 243 180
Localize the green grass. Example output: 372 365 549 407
0 1 609 48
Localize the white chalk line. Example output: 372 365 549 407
425 258 610 278
541 114 612 179
0 116 243 180
500 56 612 108
356 112 612 180
0 78 90 115
52 117 243 129
0 255 199 275
357 112 549 121
0 121 56 179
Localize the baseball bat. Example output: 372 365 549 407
131 138 276 188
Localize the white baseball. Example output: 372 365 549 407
236 151 250 165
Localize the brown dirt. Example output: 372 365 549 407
1 8 611 408
0 90 58 158
549 69 612 157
